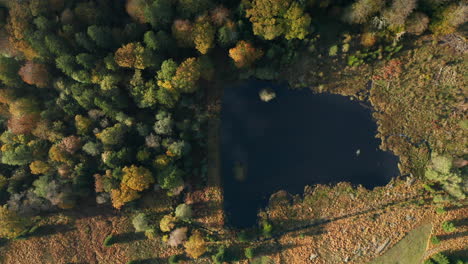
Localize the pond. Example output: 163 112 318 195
221 80 400 228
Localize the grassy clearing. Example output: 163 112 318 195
369 223 432 264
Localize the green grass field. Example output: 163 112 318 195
369 223 433 264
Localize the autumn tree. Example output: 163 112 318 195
342 0 385 24
121 165 155 192
6 2 38 59
229 41 263 68
60 135 82 154
18 62 50 88
211 6 230 26
172 57 201 93
8 98 41 135
30 160 52 175
431 3 468 35
172 19 193 48
193 15 215 54
111 184 141 209
246 0 311 40
0 205 33 239
115 42 146 69
405 13 429 35
381 0 416 30
184 230 207 259
126 0 148 23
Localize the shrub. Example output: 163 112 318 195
261 220 273 238
245 247 254 259
441 221 456 233
103 234 115 247
212 246 226 264
430 235 440 245
175 203 192 221
168 255 180 264
328 45 338 56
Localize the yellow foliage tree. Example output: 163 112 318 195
121 165 155 192
0 205 33 239
184 230 207 259
48 144 70 164
193 15 215 54
110 184 141 209
29 160 52 175
114 42 146 69
172 57 201 93
229 41 263 68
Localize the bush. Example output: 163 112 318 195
212 246 226 264
103 234 115 247
441 221 456 233
244 247 254 259
430 235 440 245
168 255 180 264
261 220 273 238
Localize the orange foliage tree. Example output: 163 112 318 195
228 41 263 68
18 62 50 88
114 42 146 69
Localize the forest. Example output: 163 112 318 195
0 0 466 263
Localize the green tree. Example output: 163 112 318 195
45 35 69 56
87 25 114 49
246 0 311 40
0 56 21 87
158 165 184 190
97 123 127 146
144 31 159 50
55 55 77 76
1 144 33 165
145 0 173 29
76 53 97 69
177 0 212 18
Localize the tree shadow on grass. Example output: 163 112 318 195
438 230 468 241
28 224 75 238
125 258 167 264
112 232 146 244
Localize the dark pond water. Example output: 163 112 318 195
221 80 400 228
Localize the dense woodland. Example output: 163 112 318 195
0 0 466 263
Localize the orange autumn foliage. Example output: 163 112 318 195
228 41 263 68
18 62 50 88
